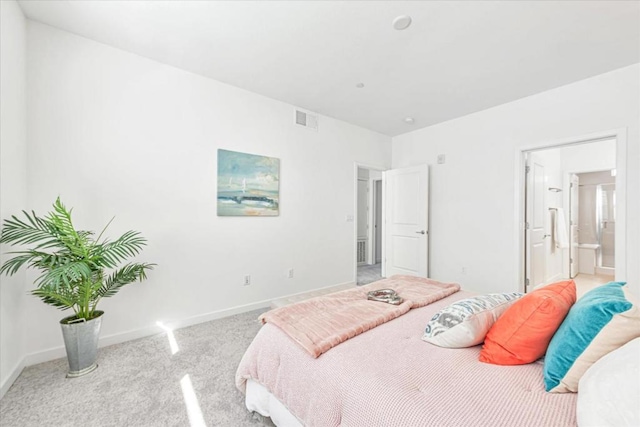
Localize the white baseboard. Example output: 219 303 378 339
595 266 615 277
0 358 25 400
160 298 273 331
270 281 355 308
271 280 354 301
22 323 163 367
8 281 352 395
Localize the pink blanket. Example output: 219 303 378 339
259 275 460 358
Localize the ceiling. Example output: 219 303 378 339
18 1 640 136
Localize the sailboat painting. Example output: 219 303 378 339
217 149 280 216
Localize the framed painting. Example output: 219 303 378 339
217 149 280 216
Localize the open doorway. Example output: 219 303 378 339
354 163 430 286
522 136 623 297
356 166 383 285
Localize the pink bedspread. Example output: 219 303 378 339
259 275 460 358
236 290 578 427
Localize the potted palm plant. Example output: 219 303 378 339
0 198 154 377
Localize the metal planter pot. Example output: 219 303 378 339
59 311 103 378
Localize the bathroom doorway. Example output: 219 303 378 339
522 136 621 294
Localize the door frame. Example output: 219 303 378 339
516 128 627 293
353 162 387 284
371 178 383 266
568 173 580 279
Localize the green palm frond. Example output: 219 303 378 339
92 231 147 268
35 261 93 289
0 250 71 276
46 198 90 257
31 287 77 311
0 253 34 276
97 263 155 299
0 198 154 320
0 212 62 249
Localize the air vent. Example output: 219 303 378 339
357 239 367 265
294 109 318 131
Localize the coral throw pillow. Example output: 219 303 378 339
479 280 576 365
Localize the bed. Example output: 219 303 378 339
235 280 578 427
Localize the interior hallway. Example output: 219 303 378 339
357 263 382 286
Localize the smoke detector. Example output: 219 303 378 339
393 15 412 31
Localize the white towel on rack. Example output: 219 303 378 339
554 208 570 249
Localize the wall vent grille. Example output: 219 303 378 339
357 239 367 265
294 109 318 131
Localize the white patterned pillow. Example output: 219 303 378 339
422 293 523 348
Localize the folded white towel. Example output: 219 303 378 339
554 208 570 249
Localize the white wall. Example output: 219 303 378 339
560 139 617 174
0 0 28 396
24 22 390 360
392 64 639 296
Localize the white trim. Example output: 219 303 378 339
270 280 355 308
270 280 354 303
370 178 383 265
0 358 26 400
595 266 615 277
516 128 627 293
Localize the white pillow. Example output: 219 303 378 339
577 337 640 427
422 293 523 348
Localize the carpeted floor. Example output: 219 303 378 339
357 263 382 285
0 308 274 427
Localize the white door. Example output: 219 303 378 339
383 165 429 278
569 174 580 278
525 153 546 292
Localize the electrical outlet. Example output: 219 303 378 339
243 275 251 286
287 268 294 279
437 154 446 164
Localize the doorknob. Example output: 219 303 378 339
416 230 426 235
543 234 551 239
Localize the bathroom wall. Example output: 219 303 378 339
577 170 616 268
